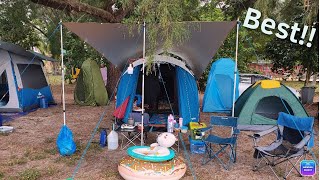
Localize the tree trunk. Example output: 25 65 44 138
106 64 121 101
304 67 312 86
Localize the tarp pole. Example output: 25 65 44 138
232 19 240 117
141 22 146 145
60 20 66 125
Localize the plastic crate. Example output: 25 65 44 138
189 136 205 154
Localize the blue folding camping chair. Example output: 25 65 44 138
200 116 239 170
251 112 314 179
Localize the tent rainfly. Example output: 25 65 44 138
0 41 55 112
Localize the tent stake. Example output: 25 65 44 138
232 19 240 117
60 20 66 125
141 21 146 145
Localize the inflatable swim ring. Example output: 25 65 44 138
127 146 175 162
118 156 186 180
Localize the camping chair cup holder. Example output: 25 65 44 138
249 112 315 180
199 116 239 170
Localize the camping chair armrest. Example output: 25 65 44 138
294 134 311 149
252 126 278 139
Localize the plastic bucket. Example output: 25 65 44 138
39 97 48 108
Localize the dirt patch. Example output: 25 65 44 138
0 85 318 179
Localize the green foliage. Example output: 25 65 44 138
0 0 40 48
264 0 319 86
124 0 200 72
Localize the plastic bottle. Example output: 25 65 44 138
99 129 107 147
179 117 183 128
167 114 174 133
107 130 118 150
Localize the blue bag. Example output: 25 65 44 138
56 125 76 156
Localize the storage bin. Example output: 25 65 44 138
189 136 205 154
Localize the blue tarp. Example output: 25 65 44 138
116 66 141 123
202 58 239 113
176 67 199 125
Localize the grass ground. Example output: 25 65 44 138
0 83 318 180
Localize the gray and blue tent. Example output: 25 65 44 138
202 58 239 113
0 41 56 112
64 21 237 125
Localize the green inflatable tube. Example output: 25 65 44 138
127 146 175 162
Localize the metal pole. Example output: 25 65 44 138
60 20 66 125
141 22 146 145
232 19 240 117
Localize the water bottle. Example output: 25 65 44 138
179 117 183 128
107 130 118 150
0 114 3 126
99 129 107 147
167 114 174 133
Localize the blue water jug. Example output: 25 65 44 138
99 129 107 147
0 114 2 126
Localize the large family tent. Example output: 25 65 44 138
202 58 239 113
74 59 108 106
0 41 55 112
63 21 237 125
116 55 199 126
235 80 308 130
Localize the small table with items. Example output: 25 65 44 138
116 125 149 150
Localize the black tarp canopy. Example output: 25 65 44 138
64 21 236 78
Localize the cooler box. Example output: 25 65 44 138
189 122 206 140
189 136 205 154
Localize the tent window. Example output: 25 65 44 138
17 64 48 89
0 70 9 106
255 96 294 120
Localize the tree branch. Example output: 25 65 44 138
30 0 120 22
26 21 47 37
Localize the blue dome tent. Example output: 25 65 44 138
202 58 239 113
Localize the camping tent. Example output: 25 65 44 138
202 58 239 113
74 59 108 106
0 41 56 112
235 80 309 130
116 55 199 126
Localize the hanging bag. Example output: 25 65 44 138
56 125 76 156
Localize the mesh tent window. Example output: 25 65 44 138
255 96 294 120
0 70 9 105
17 64 48 89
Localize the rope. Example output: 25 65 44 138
278 94 318 165
70 61 129 179
157 64 174 116
179 132 197 180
